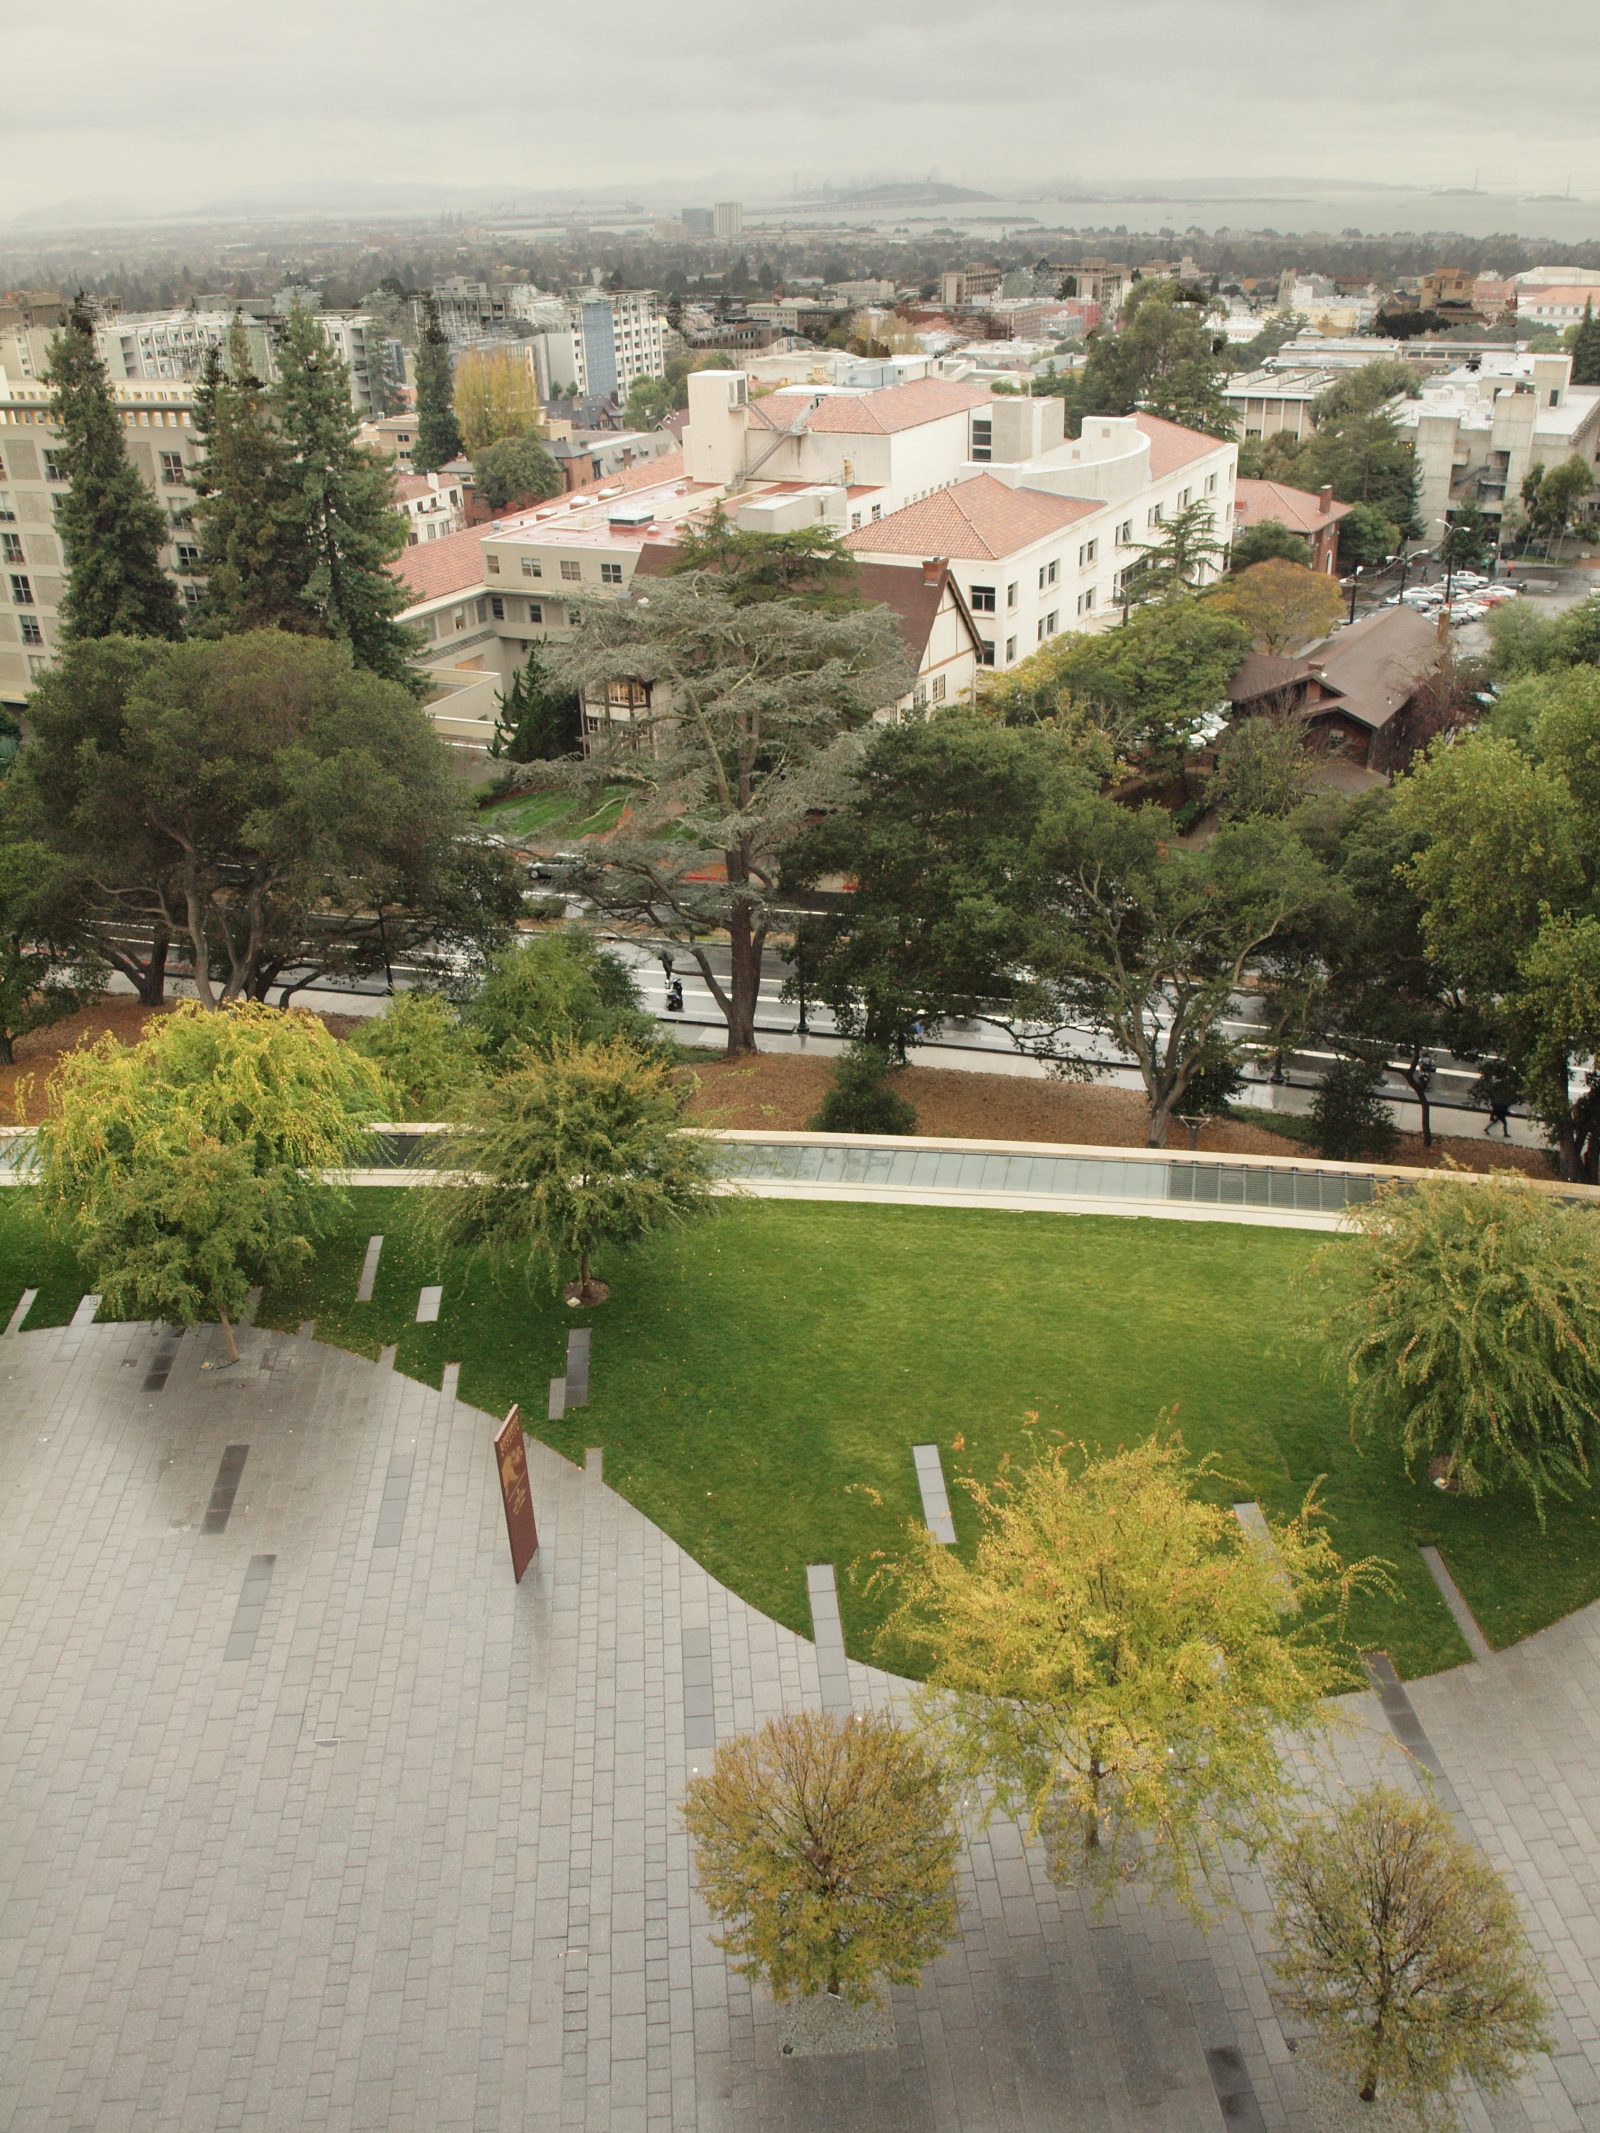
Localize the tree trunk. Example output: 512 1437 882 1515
1556 1118 1581 1184
140 929 170 1007
0 1032 14 1066
218 1309 240 1365
724 904 763 1059
1402 1053 1433 1149
1145 1091 1176 1148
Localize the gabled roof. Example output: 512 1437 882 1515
1227 606 1443 732
628 545 981 671
1234 477 1353 536
1131 411 1230 477
1303 604 1443 732
843 474 1097 563
745 377 993 436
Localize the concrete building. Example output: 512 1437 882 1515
90 305 398 416
713 202 743 241
681 208 715 238
1389 351 1600 540
1516 286 1600 330
571 292 667 401
0 374 203 709
1222 367 1340 444
547 428 677 492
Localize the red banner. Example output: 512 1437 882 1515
494 1405 538 1583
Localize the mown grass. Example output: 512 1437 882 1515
8 1185 1599 1678
479 785 630 839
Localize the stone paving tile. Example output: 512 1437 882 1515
1 1323 1595 2130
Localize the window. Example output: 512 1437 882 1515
600 561 623 585
560 559 581 581
1037 558 1058 589
521 557 542 578
1117 518 1132 545
1077 588 1097 616
970 417 992 463
159 451 184 484
486 554 501 574
932 674 947 702
850 511 862 531
1046 611 1058 634
1078 538 1097 567
606 679 650 711
1 533 21 565
969 584 996 613
10 575 33 605
43 450 65 482
870 502 882 522
490 595 505 619
1005 636 1017 663
567 605 581 625
453 607 466 633
182 584 202 608
476 598 487 623
176 543 200 571
979 639 995 667
169 507 193 530
1037 618 1046 644
1205 473 1218 495
527 601 543 624
1006 582 1018 610
0 452 5 478
20 614 43 645
1178 487 1191 509
0 493 14 522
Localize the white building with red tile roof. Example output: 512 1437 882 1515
844 400 1235 672
393 469 466 544
391 365 1237 735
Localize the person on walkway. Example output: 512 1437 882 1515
1484 1095 1512 1137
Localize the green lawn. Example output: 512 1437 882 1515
479 786 630 839
7 1187 1599 1679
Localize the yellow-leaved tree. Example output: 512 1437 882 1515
31 1002 386 1359
880 1434 1387 1918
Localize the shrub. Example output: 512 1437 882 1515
464 932 653 1068
809 1042 917 1135
348 991 482 1121
1309 1057 1398 1162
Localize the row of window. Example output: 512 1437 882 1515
0 445 188 483
487 553 627 587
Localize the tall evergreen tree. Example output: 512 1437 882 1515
270 305 417 687
190 322 313 636
1570 301 1600 388
45 296 183 644
412 294 463 472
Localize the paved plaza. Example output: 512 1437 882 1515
2 1316 1599 2131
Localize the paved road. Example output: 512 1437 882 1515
3 1319 1598 2129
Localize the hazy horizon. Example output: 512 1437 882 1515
7 0 1598 230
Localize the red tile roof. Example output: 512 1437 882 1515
1131 411 1231 478
746 378 993 437
843 475 1097 563
392 524 490 604
1234 477 1352 536
390 450 689 607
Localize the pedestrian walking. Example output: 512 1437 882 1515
1484 1094 1512 1137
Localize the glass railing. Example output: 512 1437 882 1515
709 1139 1377 1212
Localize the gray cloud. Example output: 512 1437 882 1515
5 0 1597 223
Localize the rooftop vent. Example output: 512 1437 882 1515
608 500 658 529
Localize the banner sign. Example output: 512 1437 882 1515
494 1405 538 1583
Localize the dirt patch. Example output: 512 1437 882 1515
2 998 365 1125
678 1050 1554 1179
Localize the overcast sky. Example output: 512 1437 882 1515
7 0 1599 224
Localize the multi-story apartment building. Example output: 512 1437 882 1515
389 364 1238 741
570 294 668 402
394 470 466 544
713 202 743 241
0 374 203 709
85 305 398 415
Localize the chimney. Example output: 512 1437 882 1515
1318 484 1333 516
922 557 944 587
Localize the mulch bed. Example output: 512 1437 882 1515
4 997 1554 1181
